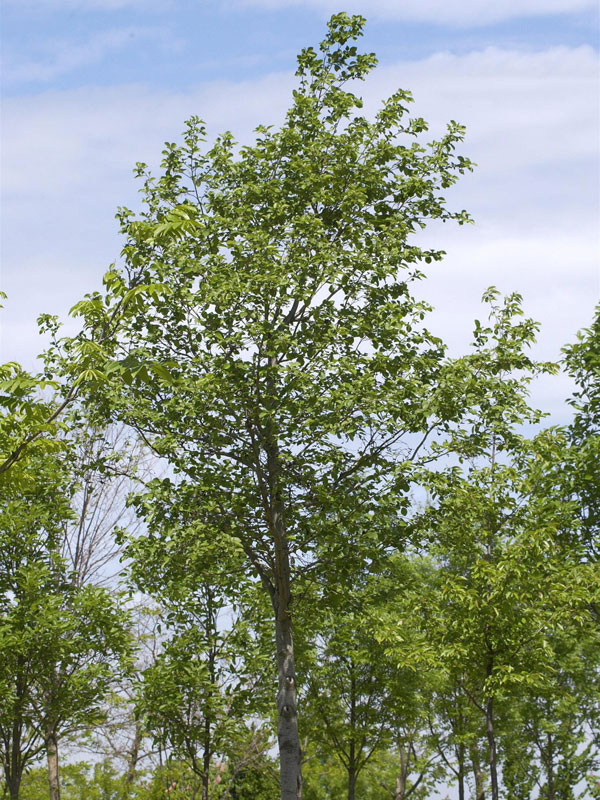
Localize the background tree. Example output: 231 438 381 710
298 562 443 800
415 298 595 800
370 293 599 800
300 596 392 799
62 422 146 589
0 293 78 480
0 440 73 800
563 306 600 564
136 597 272 800
122 477 276 799
0 414 135 800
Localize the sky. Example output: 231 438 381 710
1 0 599 425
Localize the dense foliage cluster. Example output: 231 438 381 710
1 15 598 800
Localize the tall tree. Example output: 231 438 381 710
57 14 473 797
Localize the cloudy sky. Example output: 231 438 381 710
1 0 598 423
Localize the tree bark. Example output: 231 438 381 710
546 733 555 800
46 730 61 800
275 608 302 800
470 745 485 800
485 697 499 800
395 746 408 800
202 617 216 800
347 667 357 800
123 721 141 795
202 711 211 800
271 506 301 798
456 741 466 800
457 772 465 800
5 771 20 800
450 699 466 800
265 361 302 800
347 766 357 800
6 721 22 800
4 664 27 800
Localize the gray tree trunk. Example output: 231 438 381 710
457 742 466 800
485 697 499 800
6 771 20 800
546 733 555 800
471 745 485 800
395 746 408 800
124 722 142 793
275 609 302 800
46 730 61 800
266 362 302 800
347 668 357 800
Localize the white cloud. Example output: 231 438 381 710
424 230 600 422
1 46 598 422
2 28 177 85
235 0 597 26
414 229 599 361
361 45 600 257
1 72 294 201
364 46 599 166
0 72 295 366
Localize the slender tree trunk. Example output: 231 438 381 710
6 772 20 800
275 608 302 800
347 667 357 800
46 730 61 800
546 733 555 800
202 622 216 800
272 509 301 799
7 725 22 800
457 773 465 800
395 746 408 800
265 370 302 800
123 722 142 797
470 745 485 800
201 764 210 800
457 742 466 800
272 507 301 798
347 767 357 800
393 777 403 800
485 697 499 800
201 712 211 800
451 696 466 800
6 667 26 800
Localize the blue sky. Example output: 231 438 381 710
2 2 597 92
1 0 599 422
